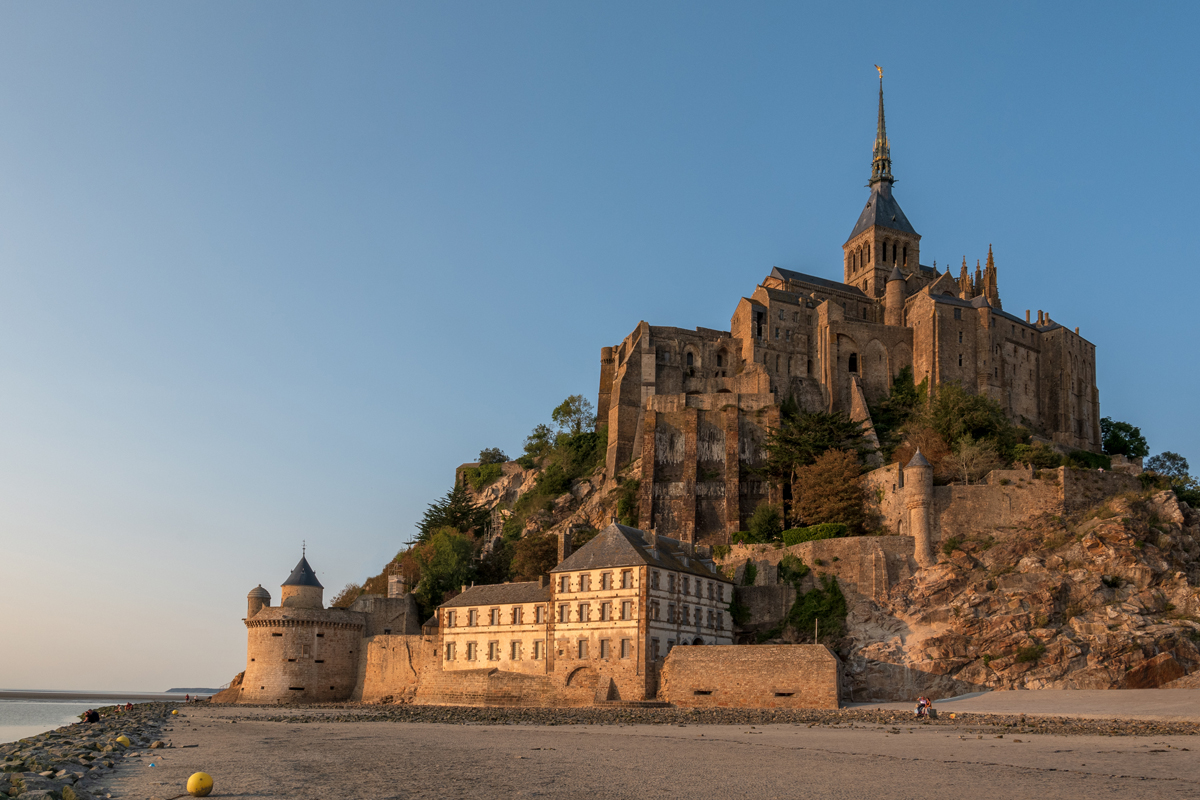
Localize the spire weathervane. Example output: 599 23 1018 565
870 66 894 193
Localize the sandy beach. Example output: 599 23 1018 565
95 693 1200 800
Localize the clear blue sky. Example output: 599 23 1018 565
2 2 1196 691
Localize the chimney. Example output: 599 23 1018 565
1075 326 1079 335
1025 309 1030 322
539 575 549 588
557 530 573 564
1037 310 1044 325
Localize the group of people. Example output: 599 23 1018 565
81 702 135 723
915 696 934 718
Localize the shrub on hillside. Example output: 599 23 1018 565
1013 443 1063 469
781 523 847 546
1066 450 1112 471
747 503 783 543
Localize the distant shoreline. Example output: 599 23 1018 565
0 690 208 702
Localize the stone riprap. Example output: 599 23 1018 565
1 703 174 799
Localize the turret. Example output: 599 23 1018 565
280 554 324 609
903 450 935 567
247 584 270 618
885 266 906 326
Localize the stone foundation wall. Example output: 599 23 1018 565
723 536 915 601
660 645 840 709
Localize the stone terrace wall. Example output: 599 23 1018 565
723 536 915 602
1061 468 1141 514
660 645 840 709
412 668 595 708
353 634 438 703
931 473 1061 546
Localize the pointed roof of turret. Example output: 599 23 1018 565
888 265 905 282
906 449 931 468
283 555 323 588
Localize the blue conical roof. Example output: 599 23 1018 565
283 555 323 588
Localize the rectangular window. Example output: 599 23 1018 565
510 641 522 660
707 582 714 600
651 638 660 658
533 640 544 660
468 609 478 627
558 604 568 623
682 606 690 625
559 575 570 593
446 610 456 628
535 605 545 624
621 570 633 589
667 639 675 653
578 640 589 659
600 602 611 621
445 643 456 661
489 608 500 626
578 603 590 622
488 641 500 661
512 606 523 625
621 600 633 620
579 574 590 592
716 611 724 630
600 639 610 659
620 639 632 659
683 576 689 595
651 571 660 589
601 573 612 590
467 642 477 661
707 609 715 628
668 574 675 592
774 327 780 339
667 603 675 623
954 308 962 320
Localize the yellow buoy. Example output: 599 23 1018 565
172 709 179 715
115 735 131 747
187 772 214 797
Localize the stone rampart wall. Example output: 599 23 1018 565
353 634 438 703
660 645 840 709
723 536 914 602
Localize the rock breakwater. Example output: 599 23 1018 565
1 703 173 799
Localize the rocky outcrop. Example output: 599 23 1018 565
843 490 1200 700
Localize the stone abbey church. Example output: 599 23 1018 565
597 79 1101 545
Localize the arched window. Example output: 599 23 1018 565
775 355 780 371
882 241 887 263
903 246 908 267
686 352 693 367
865 243 870 262
716 352 724 367
807 359 813 375
848 353 858 373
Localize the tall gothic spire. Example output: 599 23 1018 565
870 67 894 193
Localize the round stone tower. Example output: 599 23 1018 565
903 449 935 567
885 266 906 327
247 585 271 618
239 553 364 704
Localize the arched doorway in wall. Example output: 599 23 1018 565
692 638 705 645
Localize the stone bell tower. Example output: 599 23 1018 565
843 69 921 299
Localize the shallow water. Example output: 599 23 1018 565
0 699 111 744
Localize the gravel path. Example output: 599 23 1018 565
97 702 1200 800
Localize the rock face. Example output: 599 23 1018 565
843 490 1200 700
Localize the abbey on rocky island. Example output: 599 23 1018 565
597 77 1100 544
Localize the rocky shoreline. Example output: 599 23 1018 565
1 703 174 799
221 701 1200 737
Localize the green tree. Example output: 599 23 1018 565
869 366 925 459
746 503 783 542
926 382 1015 457
415 482 491 543
523 423 555 461
761 410 867 489
413 529 476 611
510 533 559 581
1146 451 1190 482
1101 417 1149 457
792 449 866 532
478 447 509 465
551 395 597 437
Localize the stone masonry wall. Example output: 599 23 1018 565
660 645 840 709
723 536 915 602
353 634 439 703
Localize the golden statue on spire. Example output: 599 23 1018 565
875 64 883 79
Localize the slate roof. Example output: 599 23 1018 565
283 556 323 588
439 581 552 609
770 267 867 299
847 187 918 241
906 449 931 468
550 523 731 583
888 266 904 282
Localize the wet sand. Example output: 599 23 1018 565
102 703 1200 800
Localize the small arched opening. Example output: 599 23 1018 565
848 353 859 373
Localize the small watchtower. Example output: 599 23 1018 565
280 553 324 609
